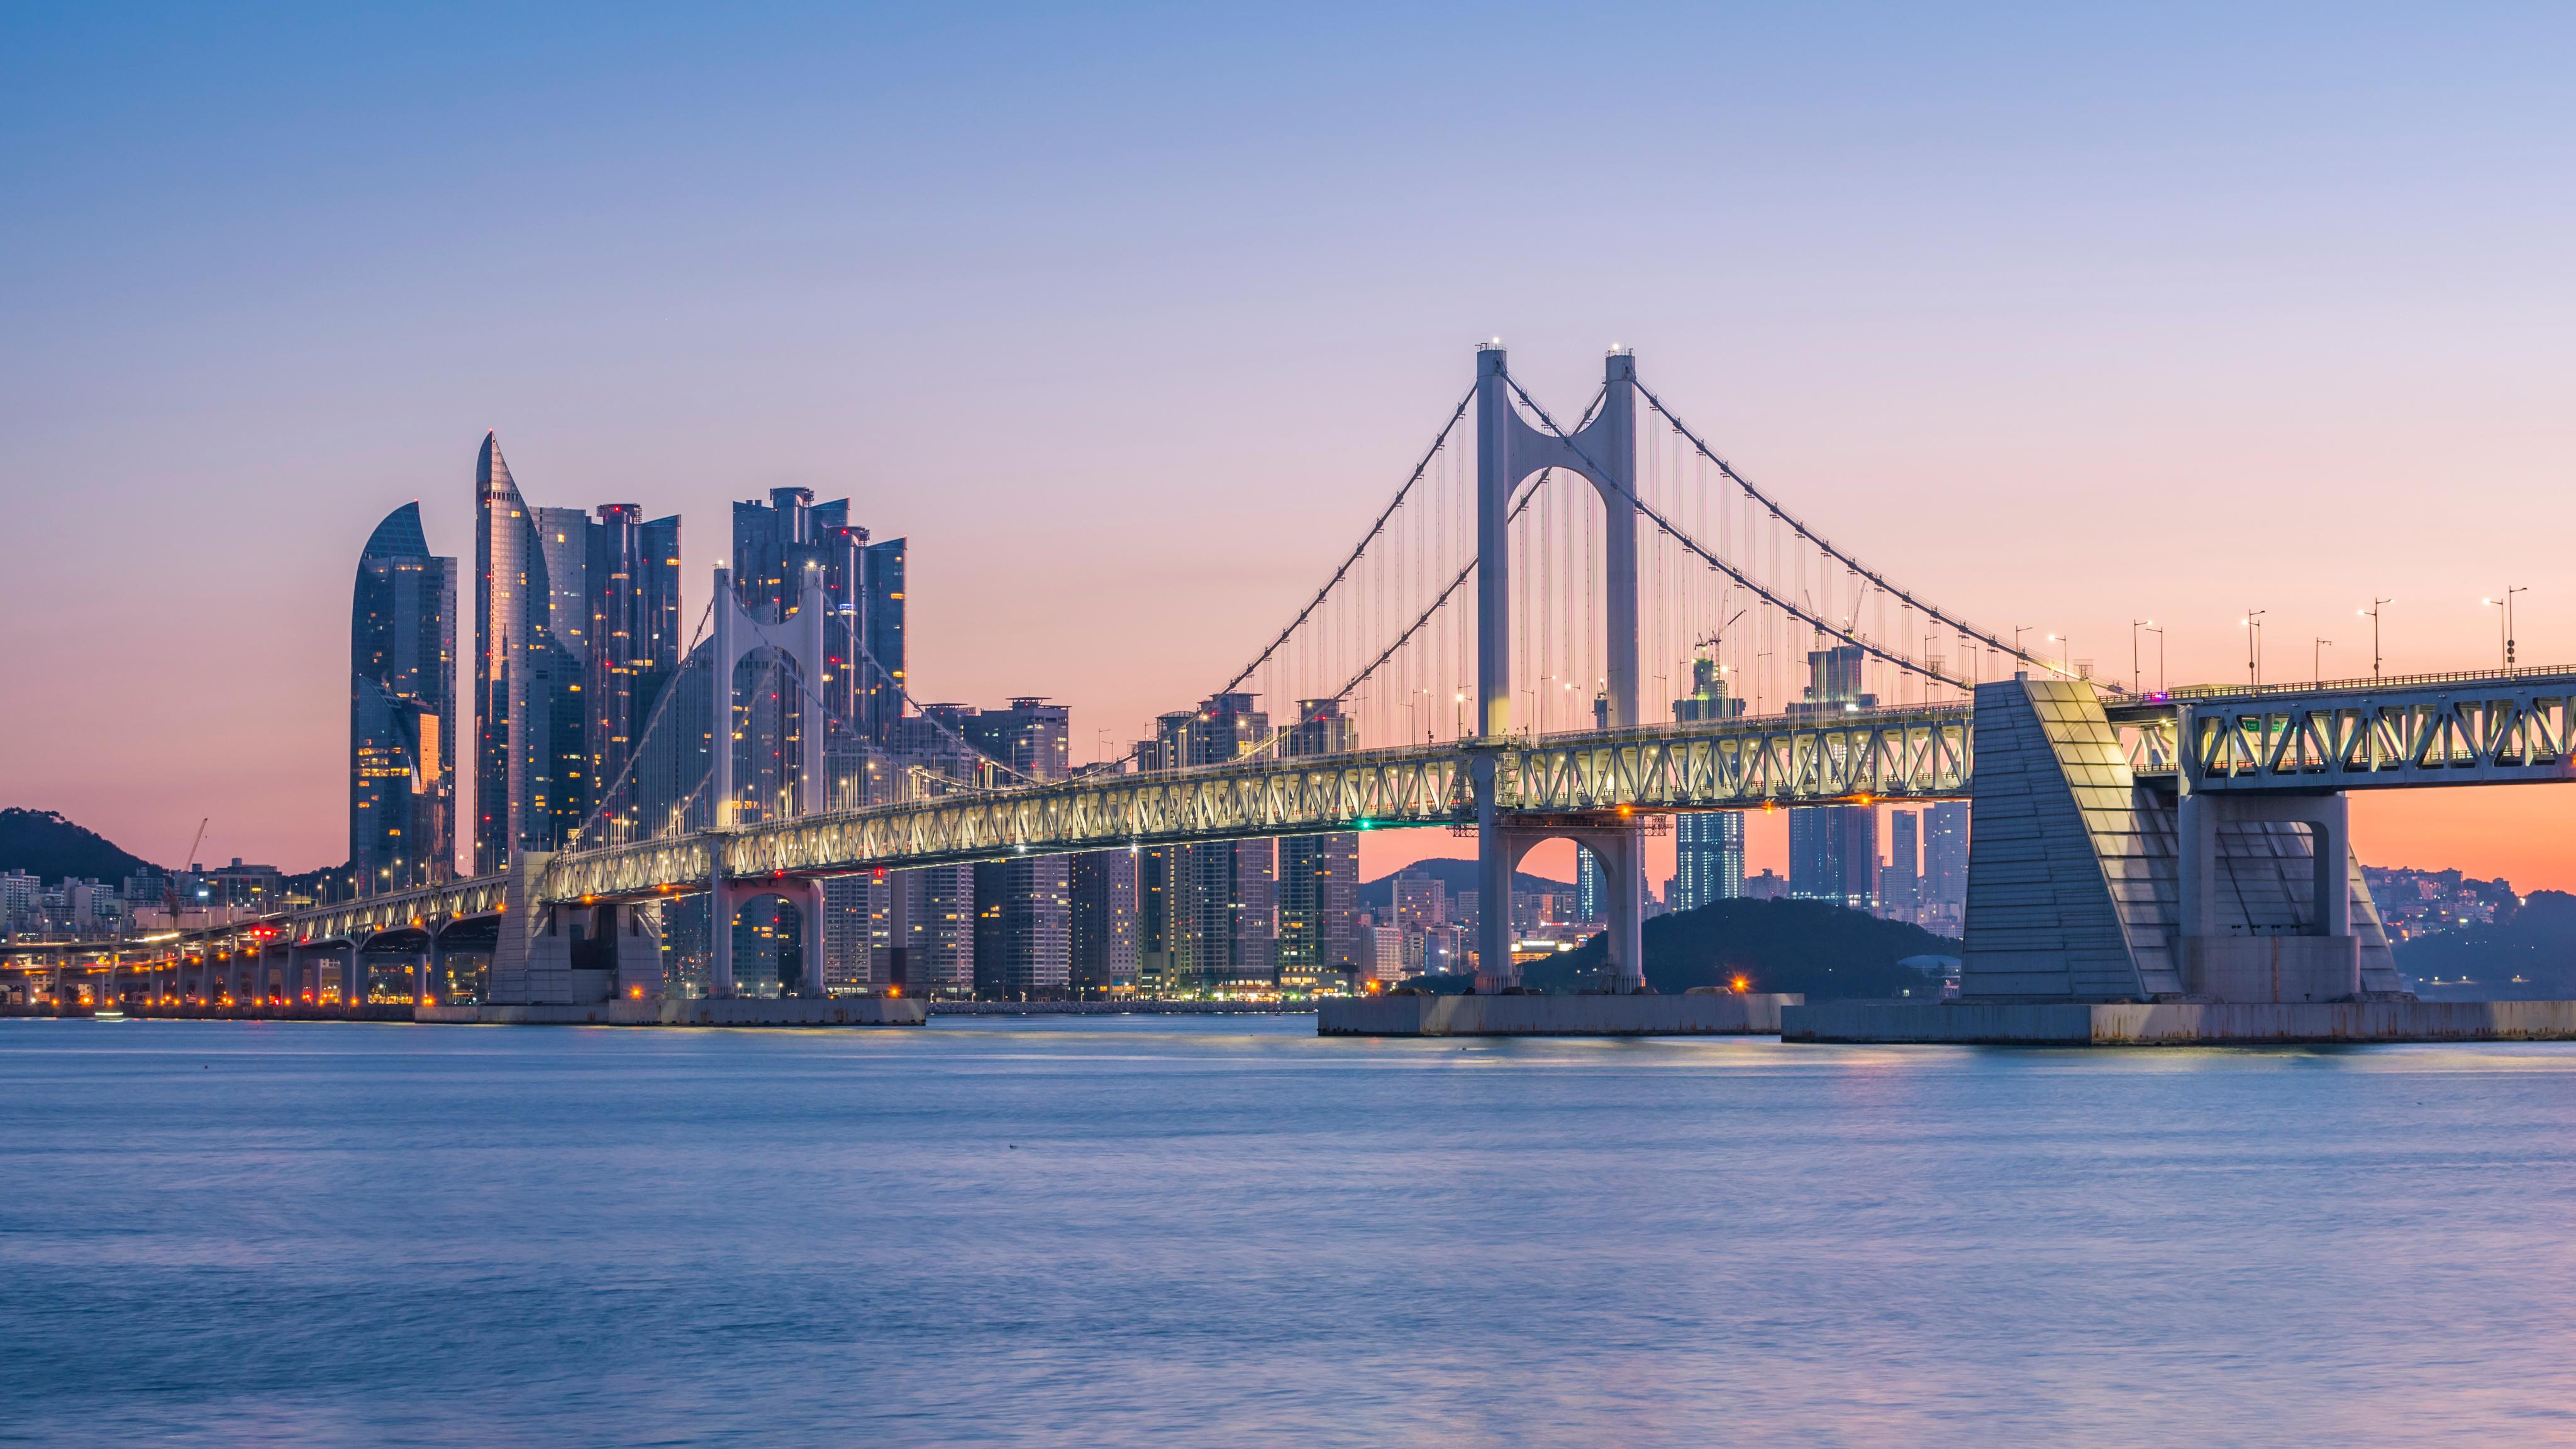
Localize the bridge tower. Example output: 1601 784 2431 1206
706 562 828 999
1472 345 1650 992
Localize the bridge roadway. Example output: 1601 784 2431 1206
9 665 2576 977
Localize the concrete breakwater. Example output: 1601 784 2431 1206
930 1000 1308 1016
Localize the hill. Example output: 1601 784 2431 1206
2399 890 2576 1000
0 809 157 884
1358 855 1570 914
1530 897 1956 999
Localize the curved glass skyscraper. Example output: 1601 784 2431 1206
475 432 683 872
351 501 456 893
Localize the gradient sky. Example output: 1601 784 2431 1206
3 4 2572 886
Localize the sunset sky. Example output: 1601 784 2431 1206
3 4 2572 888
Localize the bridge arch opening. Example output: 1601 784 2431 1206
1485 823 1648 994
723 891 809 998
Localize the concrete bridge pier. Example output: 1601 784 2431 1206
2175 788 2360 1002
709 879 824 999
1479 821 1650 992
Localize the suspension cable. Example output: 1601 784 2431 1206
1632 377 2064 680
1210 381 1477 699
1507 376 1999 691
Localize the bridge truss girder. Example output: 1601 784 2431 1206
2180 675 2576 791
540 708 1975 902
290 876 511 948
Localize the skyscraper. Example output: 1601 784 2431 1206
728 486 908 818
962 698 1072 997
1070 848 1140 995
351 502 456 893
1787 643 1878 909
474 433 568 874
1923 800 1970 935
474 433 682 871
1137 695 1276 991
1885 809 1921 922
875 711 980 996
1669 653 1748 911
582 505 684 838
1276 700 1360 992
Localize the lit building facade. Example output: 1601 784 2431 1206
728 486 907 819
1787 644 1878 909
1276 699 1360 992
1071 849 1140 994
473 433 682 871
1137 695 1276 991
959 698 1072 997
1668 653 1747 911
352 502 456 894
580 504 683 844
1923 800 1969 935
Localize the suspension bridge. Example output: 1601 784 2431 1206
13 344 2576 1025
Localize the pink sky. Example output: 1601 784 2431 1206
3 9 2570 891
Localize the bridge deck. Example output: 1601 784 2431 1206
16 668 2573 964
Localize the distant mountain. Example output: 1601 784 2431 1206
1424 897 1953 1001
2399 891 2576 1000
0 809 157 884
1358 855 1571 914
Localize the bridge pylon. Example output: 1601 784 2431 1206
707 562 830 999
1473 345 1648 992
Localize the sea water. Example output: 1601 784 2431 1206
2 1016 2571 1446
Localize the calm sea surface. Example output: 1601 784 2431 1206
3 1016 2572 1446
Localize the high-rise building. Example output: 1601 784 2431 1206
1923 801 1970 935
475 433 572 873
863 713 982 995
728 486 908 813
1277 700 1360 992
1393 873 1448 932
959 698 1072 997
580 505 684 844
1575 848 1602 924
1669 653 1747 911
473 434 682 871
1787 644 1878 909
1884 809 1921 923
1070 848 1140 994
352 502 457 894
1136 695 1275 991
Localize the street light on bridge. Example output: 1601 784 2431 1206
2360 599 2392 680
2482 587 2526 675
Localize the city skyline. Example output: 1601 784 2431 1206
5 7 2575 889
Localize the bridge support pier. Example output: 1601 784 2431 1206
1960 675 2401 1004
709 879 826 999
1478 819 1651 993
2174 788 2364 1002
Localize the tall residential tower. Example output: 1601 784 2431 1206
350 503 457 893
474 433 681 872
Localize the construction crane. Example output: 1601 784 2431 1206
164 818 208 924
